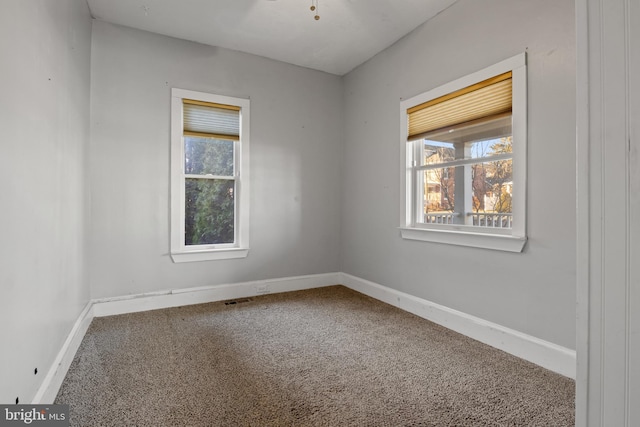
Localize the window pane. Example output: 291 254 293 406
421 167 456 223
423 142 455 165
420 158 513 228
419 113 511 151
420 114 512 165
185 178 235 245
422 136 512 165
471 159 513 214
184 136 234 176
468 136 512 160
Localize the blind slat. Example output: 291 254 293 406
183 102 240 138
408 72 512 139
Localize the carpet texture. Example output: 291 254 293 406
55 286 575 426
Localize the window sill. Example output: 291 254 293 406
399 227 526 252
170 247 249 263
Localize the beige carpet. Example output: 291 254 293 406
55 286 575 426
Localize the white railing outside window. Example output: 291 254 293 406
424 212 457 224
400 53 527 252
425 212 512 228
468 212 513 228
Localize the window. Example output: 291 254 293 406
170 89 250 262
400 53 527 252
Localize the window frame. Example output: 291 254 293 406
399 53 527 252
170 88 250 262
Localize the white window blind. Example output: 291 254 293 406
183 99 240 140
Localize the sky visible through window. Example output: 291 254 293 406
423 137 509 160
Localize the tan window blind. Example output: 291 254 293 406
407 72 512 141
183 99 240 140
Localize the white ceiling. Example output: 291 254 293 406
86 0 458 76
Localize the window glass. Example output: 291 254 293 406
400 53 526 251
419 157 513 228
184 137 234 176
417 116 513 229
185 178 235 245
171 88 250 262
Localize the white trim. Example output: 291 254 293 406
92 273 341 317
399 53 527 251
576 0 639 425
170 248 249 263
399 227 527 252
32 302 94 404
339 273 576 379
33 271 575 402
575 0 590 424
170 88 250 263
32 273 341 401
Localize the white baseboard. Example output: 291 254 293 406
32 302 94 404
35 270 575 403
92 272 342 317
339 273 576 379
34 272 340 402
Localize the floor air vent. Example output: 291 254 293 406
224 298 252 305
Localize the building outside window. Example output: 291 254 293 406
400 54 527 252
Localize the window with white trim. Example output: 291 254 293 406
400 54 527 252
170 89 250 262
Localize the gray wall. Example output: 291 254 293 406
89 21 344 299
341 0 576 349
0 0 577 404
0 0 92 403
